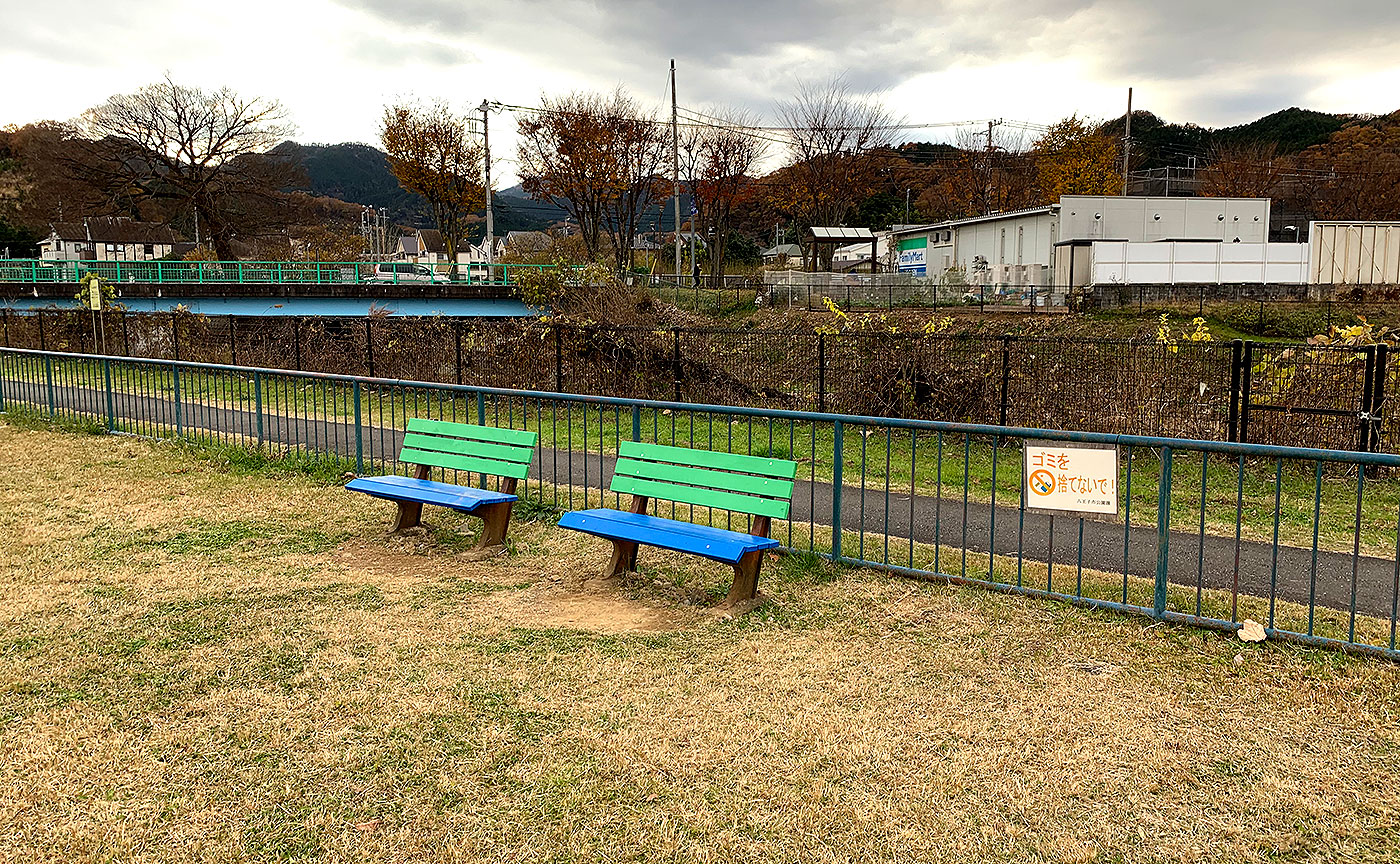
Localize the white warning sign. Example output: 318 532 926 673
1023 442 1119 516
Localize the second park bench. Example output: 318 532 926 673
558 441 798 607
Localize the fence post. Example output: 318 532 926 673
1239 341 1254 444
817 332 827 413
353 381 363 474
172 364 182 437
998 335 1011 426
554 324 563 392
44 354 55 415
672 328 681 402
1154 446 1173 618
254 371 264 446
365 319 374 377
632 404 641 442
1227 339 1243 442
454 320 463 385
102 358 115 432
1360 344 1378 453
1372 344 1389 453
831 419 843 561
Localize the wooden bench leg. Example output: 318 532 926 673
474 501 514 549
723 550 764 607
602 492 648 577
390 501 425 533
605 540 639 576
389 464 432 533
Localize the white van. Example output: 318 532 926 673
367 262 450 284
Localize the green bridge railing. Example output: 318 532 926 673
0 259 560 286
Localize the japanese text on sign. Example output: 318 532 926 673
1023 443 1119 516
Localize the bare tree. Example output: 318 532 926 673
1198 141 1289 199
772 78 897 270
681 111 767 279
76 77 296 258
381 101 485 268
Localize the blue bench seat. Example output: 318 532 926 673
559 508 779 565
347 475 516 514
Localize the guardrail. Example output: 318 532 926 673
0 259 559 286
2 346 1397 661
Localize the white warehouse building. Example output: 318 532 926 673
891 196 1299 289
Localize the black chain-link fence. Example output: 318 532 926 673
1 307 1391 452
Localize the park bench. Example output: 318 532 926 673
346 417 538 548
558 441 798 606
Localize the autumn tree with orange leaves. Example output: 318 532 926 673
678 112 766 279
1031 116 1120 199
517 90 669 272
380 101 485 268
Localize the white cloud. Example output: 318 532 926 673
3 0 1400 186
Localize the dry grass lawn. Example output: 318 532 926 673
1 419 1398 863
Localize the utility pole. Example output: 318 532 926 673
670 59 682 281
983 119 1002 215
904 188 911 224
480 100 494 264
1122 87 1133 196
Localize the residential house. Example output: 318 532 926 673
40 217 177 261
761 243 802 267
395 228 452 264
497 230 554 260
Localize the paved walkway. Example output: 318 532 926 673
4 374 1397 622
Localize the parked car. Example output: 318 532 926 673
366 262 451 284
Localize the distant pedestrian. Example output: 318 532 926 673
692 259 701 288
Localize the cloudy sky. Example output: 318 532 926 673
4 0 1400 183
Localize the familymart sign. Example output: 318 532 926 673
897 236 926 274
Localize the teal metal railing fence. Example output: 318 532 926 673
0 259 561 285
2 345 1397 661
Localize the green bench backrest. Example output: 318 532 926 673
609 441 798 520
399 417 538 480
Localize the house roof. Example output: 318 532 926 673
50 217 176 245
503 231 553 253
397 236 420 255
762 243 802 257
416 229 446 254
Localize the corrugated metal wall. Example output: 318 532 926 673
1309 222 1400 284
